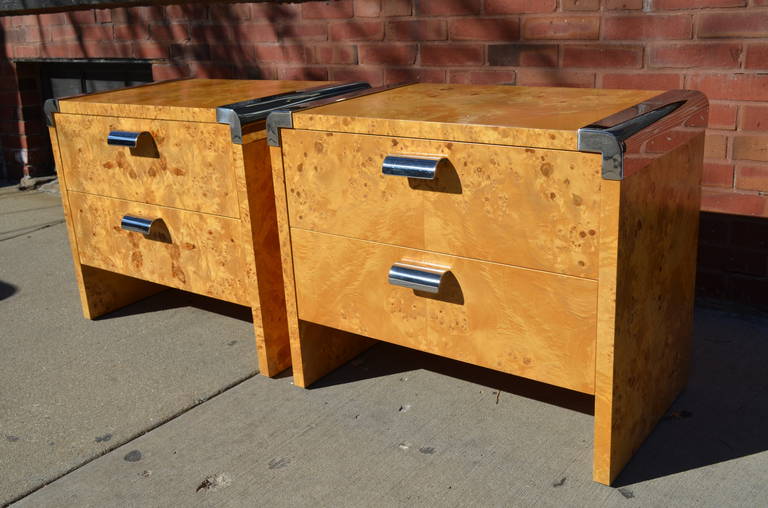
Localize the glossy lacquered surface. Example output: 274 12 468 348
294 83 660 150
49 79 346 378
291 228 598 394
271 83 706 486
70 192 249 305
59 79 335 122
57 115 239 217
282 129 602 279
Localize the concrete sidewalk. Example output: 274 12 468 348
0 186 259 505
3 187 768 507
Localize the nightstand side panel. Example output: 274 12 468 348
234 139 292 376
594 133 705 484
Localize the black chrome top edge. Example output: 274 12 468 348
217 81 371 144
577 89 708 181
266 82 415 147
275 81 411 118
217 81 370 124
44 77 193 127
581 89 702 131
217 81 369 112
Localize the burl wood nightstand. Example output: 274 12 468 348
267 83 707 484
45 78 368 376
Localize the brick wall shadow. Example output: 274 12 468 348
148 2 304 80
1 3 767 303
1 1 767 200
697 212 768 310
143 2 318 81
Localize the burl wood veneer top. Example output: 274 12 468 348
59 79 335 123
294 83 662 150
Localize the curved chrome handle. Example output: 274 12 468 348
121 215 157 236
382 155 446 180
107 131 151 148
388 262 448 294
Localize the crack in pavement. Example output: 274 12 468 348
4 370 259 506
0 220 65 242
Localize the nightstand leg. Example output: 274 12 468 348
234 140 295 377
75 264 164 320
291 322 376 388
251 306 291 378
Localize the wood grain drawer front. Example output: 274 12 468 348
291 228 597 393
282 130 602 278
69 192 248 306
56 115 239 218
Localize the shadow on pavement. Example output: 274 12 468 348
305 303 768 485
85 280 768 486
616 304 768 485
98 288 253 323
312 342 595 415
0 280 17 301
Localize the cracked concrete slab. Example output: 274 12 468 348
13 305 768 507
0 188 260 505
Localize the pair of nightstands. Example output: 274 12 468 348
48 79 707 484
46 79 368 376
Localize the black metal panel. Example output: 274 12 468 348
1 0 161 15
40 60 153 100
0 0 279 15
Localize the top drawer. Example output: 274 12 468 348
55 114 239 218
282 130 602 278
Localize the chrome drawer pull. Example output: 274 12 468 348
107 131 151 148
388 262 448 294
382 155 446 180
121 215 157 236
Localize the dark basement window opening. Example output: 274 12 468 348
34 59 154 99
5 59 154 179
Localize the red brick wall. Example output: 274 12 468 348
1 0 767 218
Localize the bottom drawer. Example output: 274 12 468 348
69 192 248 306
292 228 597 393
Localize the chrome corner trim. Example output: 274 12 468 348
107 130 151 148
217 81 371 144
216 107 242 144
577 89 708 180
388 262 448 294
266 82 415 147
266 110 294 147
44 98 59 127
121 215 157 236
382 155 445 180
577 128 624 181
